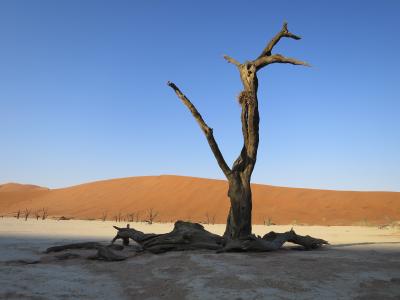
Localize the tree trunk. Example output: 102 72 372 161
224 173 252 239
224 64 259 239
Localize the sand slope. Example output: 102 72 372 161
1 175 399 225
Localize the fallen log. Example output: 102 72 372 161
219 229 328 252
263 229 329 250
45 242 128 261
46 242 102 253
111 224 159 245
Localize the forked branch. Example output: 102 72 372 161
258 22 301 58
167 81 232 178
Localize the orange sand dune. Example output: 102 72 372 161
1 175 399 225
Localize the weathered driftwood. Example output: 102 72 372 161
263 229 329 250
44 221 327 261
220 229 328 253
141 221 223 254
112 221 327 253
46 242 102 253
112 222 222 253
45 242 128 261
111 224 158 245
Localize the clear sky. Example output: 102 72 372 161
1 1 399 191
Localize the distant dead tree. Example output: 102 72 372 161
127 213 135 222
118 212 122 222
135 211 141 222
41 208 48 220
114 212 123 223
23 208 31 221
15 209 21 219
145 208 158 225
101 211 108 222
205 212 216 225
34 210 41 220
263 216 274 226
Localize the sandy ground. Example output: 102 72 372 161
1 218 400 299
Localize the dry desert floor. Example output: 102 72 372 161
1 218 400 299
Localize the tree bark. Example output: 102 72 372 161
224 174 252 238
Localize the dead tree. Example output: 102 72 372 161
41 208 48 220
46 24 327 257
34 210 41 220
205 212 216 225
15 209 21 219
101 211 108 222
135 211 141 222
24 208 31 221
114 212 123 222
264 216 274 226
145 208 158 225
127 213 135 222
168 22 309 239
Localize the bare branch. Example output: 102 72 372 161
167 81 232 178
258 22 301 58
254 54 310 70
223 55 240 66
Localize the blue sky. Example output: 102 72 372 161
1 1 399 191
